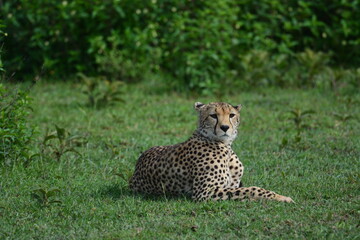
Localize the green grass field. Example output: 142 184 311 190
1 82 359 239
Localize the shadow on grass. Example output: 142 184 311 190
97 184 190 202
97 184 132 199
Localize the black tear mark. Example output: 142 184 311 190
213 118 218 135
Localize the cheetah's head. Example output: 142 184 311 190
194 102 242 145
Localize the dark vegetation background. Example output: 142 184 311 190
1 0 359 93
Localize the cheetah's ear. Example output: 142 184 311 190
233 104 242 112
194 102 205 111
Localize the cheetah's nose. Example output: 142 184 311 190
220 125 230 132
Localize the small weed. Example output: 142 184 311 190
332 113 354 122
108 111 124 124
104 141 133 181
0 82 37 166
32 187 62 206
288 108 316 132
326 68 351 91
337 96 360 109
114 170 133 183
280 108 315 148
103 139 132 159
78 73 124 109
40 125 85 161
104 141 121 158
332 113 356 127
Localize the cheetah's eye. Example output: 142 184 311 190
229 113 236 118
210 114 217 119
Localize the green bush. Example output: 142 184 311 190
1 0 360 92
0 19 5 72
0 83 36 166
157 0 239 94
235 50 290 88
231 49 360 92
1 0 161 78
89 32 155 82
78 73 125 108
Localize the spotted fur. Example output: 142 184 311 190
129 102 293 202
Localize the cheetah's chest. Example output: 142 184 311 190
168 140 233 191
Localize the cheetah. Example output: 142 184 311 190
129 102 293 202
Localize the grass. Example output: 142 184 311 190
1 81 359 239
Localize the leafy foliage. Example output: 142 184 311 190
0 19 4 73
0 83 36 166
288 109 316 131
90 32 155 83
40 125 85 161
233 49 360 92
332 112 356 128
280 108 315 149
32 187 62 206
2 0 360 93
159 0 239 94
236 50 289 88
78 73 124 109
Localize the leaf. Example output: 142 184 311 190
32 188 48 203
301 110 316 116
289 109 301 117
114 172 127 181
344 115 354 121
63 148 82 157
294 135 302 143
46 188 61 197
48 199 63 205
191 225 199 232
33 188 47 196
29 153 40 160
55 125 66 141
281 137 288 147
43 134 58 143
